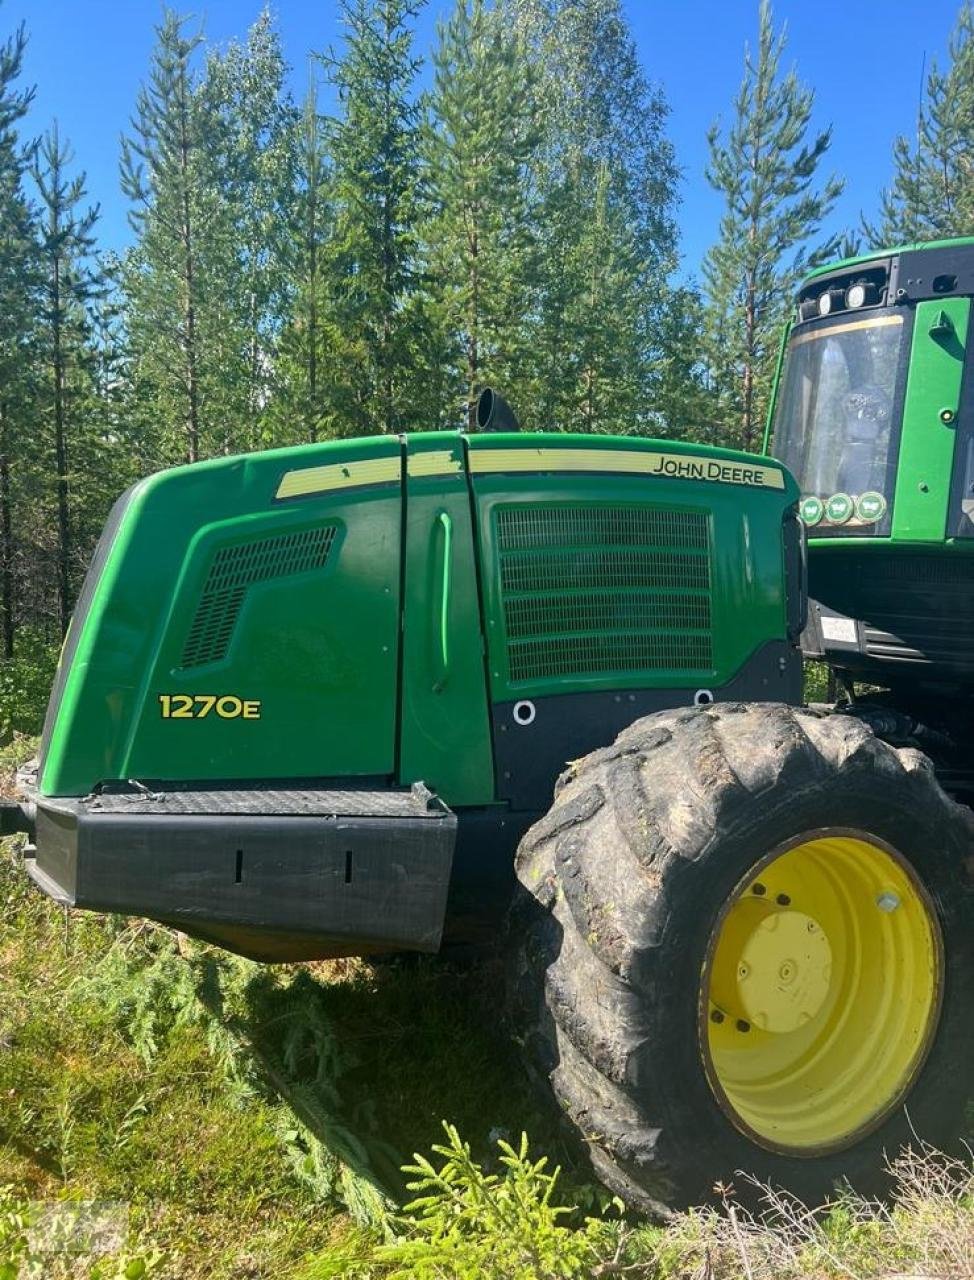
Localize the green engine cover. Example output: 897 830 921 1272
40 430 799 804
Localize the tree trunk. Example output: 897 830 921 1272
52 254 72 638
250 282 260 450
308 183 319 443
177 66 200 464
741 353 755 452
467 224 480 432
0 402 14 661
382 15 395 435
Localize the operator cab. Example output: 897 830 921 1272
769 239 974 696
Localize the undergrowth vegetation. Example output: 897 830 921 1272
0 633 59 739
0 816 580 1276
4 758 974 1277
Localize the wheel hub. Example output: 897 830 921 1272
735 908 832 1033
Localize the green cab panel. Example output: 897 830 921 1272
398 435 494 808
40 437 403 797
893 297 970 541
465 433 798 701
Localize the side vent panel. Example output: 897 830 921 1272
495 505 713 685
181 526 336 669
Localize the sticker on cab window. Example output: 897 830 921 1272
825 493 854 524
855 491 887 523
800 495 824 525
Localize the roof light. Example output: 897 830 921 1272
818 287 845 317
798 298 819 323
845 280 876 309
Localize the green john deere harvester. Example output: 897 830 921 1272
14 238 974 1214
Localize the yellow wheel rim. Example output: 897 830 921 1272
700 830 943 1155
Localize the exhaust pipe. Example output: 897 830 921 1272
475 387 520 433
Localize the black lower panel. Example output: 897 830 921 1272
808 550 974 684
491 639 802 810
27 784 456 962
443 806 542 945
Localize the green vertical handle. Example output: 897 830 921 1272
434 511 452 688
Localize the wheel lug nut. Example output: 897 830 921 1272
711 1009 725 1024
752 882 766 896
736 1019 751 1033
776 893 791 906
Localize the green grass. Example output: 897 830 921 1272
0 829 580 1277
0 844 340 1274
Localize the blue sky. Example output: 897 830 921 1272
6 0 966 281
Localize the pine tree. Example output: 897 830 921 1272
121 10 209 464
870 4 974 245
323 0 426 436
0 12 36 658
32 122 104 635
703 0 842 450
425 0 540 431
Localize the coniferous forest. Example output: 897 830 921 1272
1 0 974 724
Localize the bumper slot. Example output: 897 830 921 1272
27 782 456 962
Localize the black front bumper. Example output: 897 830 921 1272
25 783 456 962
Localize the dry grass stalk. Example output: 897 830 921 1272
655 1143 974 1280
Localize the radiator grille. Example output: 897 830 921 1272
181 526 336 668
495 505 713 684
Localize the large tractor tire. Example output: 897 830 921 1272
507 702 974 1214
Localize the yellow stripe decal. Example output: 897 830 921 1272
468 447 785 490
275 456 401 499
790 313 904 348
406 450 462 478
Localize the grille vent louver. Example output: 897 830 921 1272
496 505 713 684
181 526 336 669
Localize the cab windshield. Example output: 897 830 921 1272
773 311 908 533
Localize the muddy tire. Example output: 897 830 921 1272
507 702 974 1214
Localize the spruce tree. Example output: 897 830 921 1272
32 122 104 635
870 4 974 245
272 77 334 444
568 161 644 432
200 10 297 449
505 0 680 433
651 285 722 441
323 0 425 436
121 10 209 463
0 12 35 657
82 257 142 530
425 0 540 430
703 0 842 450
